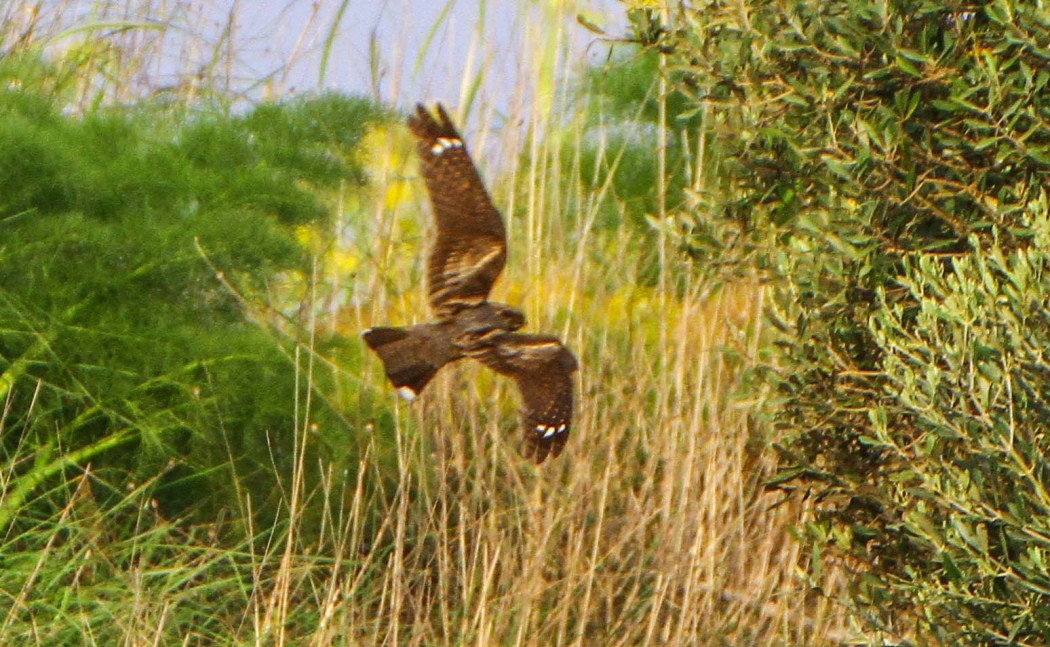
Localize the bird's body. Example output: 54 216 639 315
362 301 524 399
362 103 577 463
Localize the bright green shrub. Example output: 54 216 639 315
0 63 387 530
650 0 1050 640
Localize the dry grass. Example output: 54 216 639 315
0 0 853 644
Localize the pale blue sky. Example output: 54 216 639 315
200 0 626 109
22 1 625 109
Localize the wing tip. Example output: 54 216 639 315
524 422 570 464
408 101 460 142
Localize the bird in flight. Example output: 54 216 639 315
362 104 577 463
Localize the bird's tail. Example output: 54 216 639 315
361 325 453 400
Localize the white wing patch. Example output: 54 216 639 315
397 386 418 402
536 423 567 439
430 137 463 156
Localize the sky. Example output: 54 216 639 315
183 0 628 110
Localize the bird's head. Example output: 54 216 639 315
449 302 524 353
492 303 525 331
450 302 524 330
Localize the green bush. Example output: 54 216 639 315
578 49 702 230
0 61 387 531
652 0 1050 641
552 48 711 288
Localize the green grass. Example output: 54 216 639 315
0 1 851 644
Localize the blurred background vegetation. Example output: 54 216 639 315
654 0 1049 642
1 0 1046 644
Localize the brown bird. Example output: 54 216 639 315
363 103 577 463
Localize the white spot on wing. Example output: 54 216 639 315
430 137 463 156
397 386 417 402
541 426 557 439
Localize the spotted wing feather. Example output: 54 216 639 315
473 333 578 463
408 104 507 317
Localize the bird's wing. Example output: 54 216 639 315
472 333 578 463
408 103 506 318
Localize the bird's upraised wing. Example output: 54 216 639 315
408 104 506 318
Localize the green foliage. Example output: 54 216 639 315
0 65 387 530
657 0 1050 640
0 475 257 643
563 48 715 288
578 48 703 230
